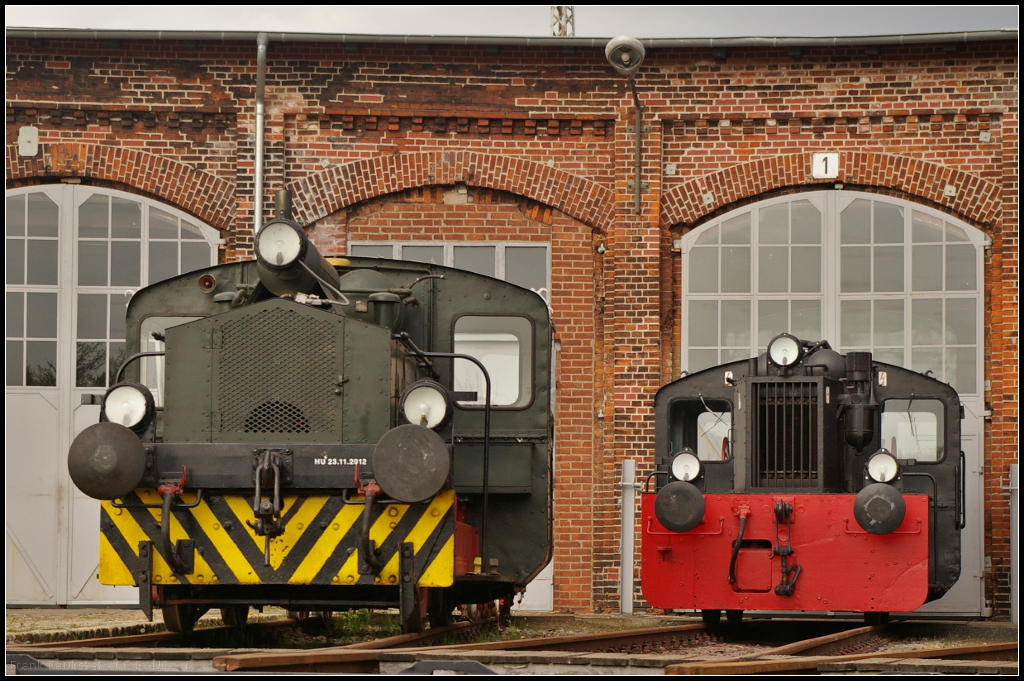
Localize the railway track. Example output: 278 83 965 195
6 616 1017 675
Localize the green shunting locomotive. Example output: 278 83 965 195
68 212 553 633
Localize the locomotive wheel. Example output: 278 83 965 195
163 604 200 634
701 609 721 626
319 611 334 625
220 605 249 628
864 611 890 626
725 609 744 624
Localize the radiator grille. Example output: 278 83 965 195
751 381 820 489
217 307 338 434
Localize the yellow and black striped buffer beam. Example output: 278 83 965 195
99 489 455 588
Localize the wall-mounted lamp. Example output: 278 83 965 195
605 36 646 215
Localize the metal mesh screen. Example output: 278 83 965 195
217 307 338 434
751 381 820 488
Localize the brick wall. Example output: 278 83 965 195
6 35 1017 615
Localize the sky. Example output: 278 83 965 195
4 5 1018 39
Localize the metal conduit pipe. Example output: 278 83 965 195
254 32 268 234
8 28 1017 47
620 458 637 614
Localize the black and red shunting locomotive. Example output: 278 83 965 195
642 334 963 624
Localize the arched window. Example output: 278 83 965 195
681 191 986 396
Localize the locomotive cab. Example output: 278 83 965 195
643 334 962 621
68 217 553 633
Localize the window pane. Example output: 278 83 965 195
149 241 178 284
697 412 732 461
454 246 495 277
77 294 107 339
26 292 58 338
109 342 127 386
695 225 719 245
759 204 788 243
504 247 547 292
791 300 821 341
79 195 109 238
720 300 750 347
721 214 750 244
7 341 24 386
111 198 141 238
7 292 25 338
7 195 26 236
912 245 943 291
758 246 788 292
78 241 108 286
721 348 749 363
840 300 871 348
453 316 532 407
402 245 443 265
687 349 718 374
911 347 943 379
873 203 904 243
840 199 870 244
76 342 107 388
881 399 943 462
350 244 394 259
26 340 57 386
6 238 25 285
874 299 904 347
840 246 870 293
791 246 820 293
26 239 59 286
181 220 205 240
111 241 141 286
912 211 943 243
945 223 970 242
27 193 59 237
109 295 128 341
945 298 976 345
945 244 976 291
757 300 788 348
947 347 977 394
720 247 750 293
688 300 718 346
873 348 904 365
912 299 943 346
149 207 178 239
791 200 821 244
181 241 211 274
873 245 904 292
689 246 718 293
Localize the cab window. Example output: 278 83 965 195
453 316 533 408
880 398 944 462
139 316 201 407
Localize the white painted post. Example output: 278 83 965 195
620 458 637 614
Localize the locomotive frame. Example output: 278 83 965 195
642 335 963 624
68 214 553 633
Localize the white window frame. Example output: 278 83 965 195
680 190 986 396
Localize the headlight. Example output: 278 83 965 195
103 383 154 431
401 381 449 429
256 220 303 267
767 333 803 367
867 449 899 483
671 448 701 482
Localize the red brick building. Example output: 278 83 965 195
5 28 1017 616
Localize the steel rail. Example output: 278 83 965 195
664 640 1018 675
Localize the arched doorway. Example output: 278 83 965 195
6 184 221 605
679 190 987 615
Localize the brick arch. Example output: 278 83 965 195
661 152 1001 229
6 143 235 231
287 151 615 233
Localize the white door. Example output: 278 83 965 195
5 185 220 605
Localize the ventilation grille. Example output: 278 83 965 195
218 307 338 434
751 381 820 489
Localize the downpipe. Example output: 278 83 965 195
254 32 268 233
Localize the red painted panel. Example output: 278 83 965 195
641 493 930 613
